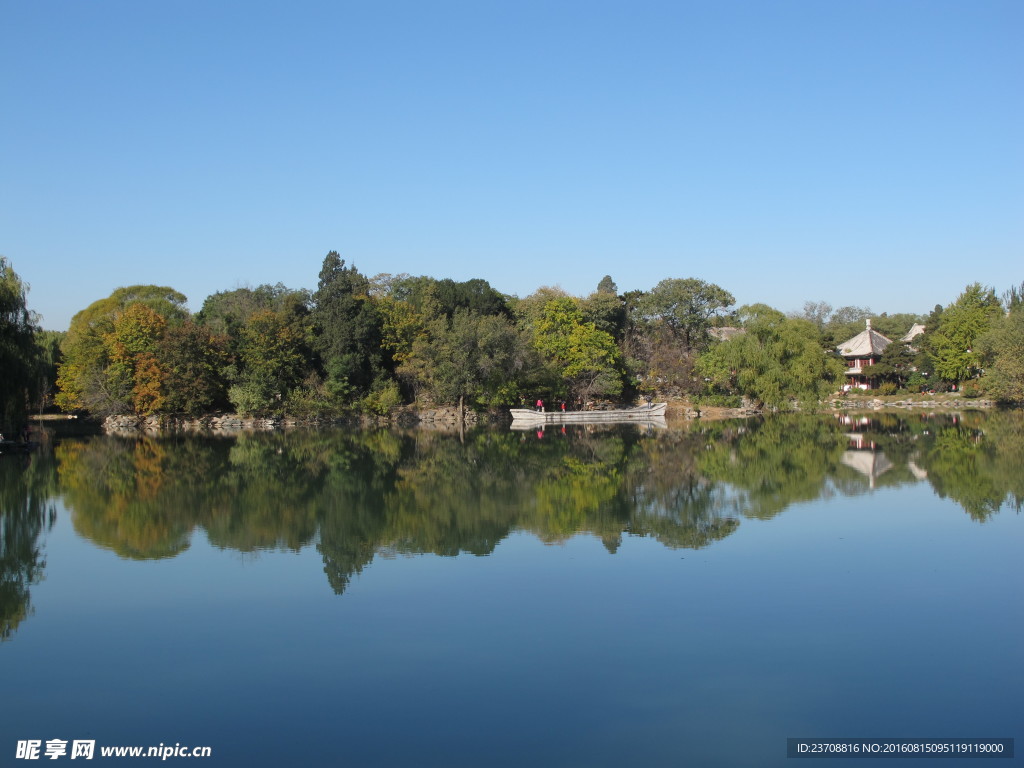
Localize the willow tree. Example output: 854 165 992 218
698 304 843 410
978 308 1024 403
0 258 40 432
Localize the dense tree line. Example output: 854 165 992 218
1 254 1022 428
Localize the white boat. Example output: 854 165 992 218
510 403 667 424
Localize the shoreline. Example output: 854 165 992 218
29 394 1012 436
671 393 1002 421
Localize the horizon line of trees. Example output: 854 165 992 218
2 252 1022 429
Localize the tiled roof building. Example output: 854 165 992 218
836 320 892 390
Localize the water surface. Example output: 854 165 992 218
2 412 1021 766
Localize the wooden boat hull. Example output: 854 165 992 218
510 403 667 424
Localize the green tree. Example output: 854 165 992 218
197 284 316 414
629 278 734 398
799 300 833 331
428 278 511 318
637 278 735 351
400 310 527 412
106 303 168 415
312 252 384 397
978 310 1024 403
698 304 844 410
56 286 188 415
196 284 310 350
34 330 64 413
581 283 627 341
158 322 230 415
229 309 309 415
872 340 917 390
596 275 618 295
370 273 440 311
1002 281 1024 313
926 283 1002 385
532 297 624 403
510 285 572 330
637 323 701 397
0 258 40 432
376 294 423 373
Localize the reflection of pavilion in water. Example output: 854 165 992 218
841 438 893 489
838 414 889 487
837 414 927 487
836 414 872 432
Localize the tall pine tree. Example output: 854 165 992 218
311 252 385 396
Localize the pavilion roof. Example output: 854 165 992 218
901 323 926 343
836 321 892 358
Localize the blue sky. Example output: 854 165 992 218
2 0 1021 331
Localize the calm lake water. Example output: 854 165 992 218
2 412 1021 767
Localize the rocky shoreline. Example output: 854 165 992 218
97 395 1005 434
827 397 997 410
672 395 1000 421
101 406 509 435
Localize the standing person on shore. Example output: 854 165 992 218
536 399 544 412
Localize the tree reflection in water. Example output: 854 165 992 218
1 410 1016 631
0 452 57 640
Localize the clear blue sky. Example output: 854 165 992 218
2 0 1021 331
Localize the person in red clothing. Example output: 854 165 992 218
536 399 544 412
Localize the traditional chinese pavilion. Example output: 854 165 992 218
836 319 891 390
